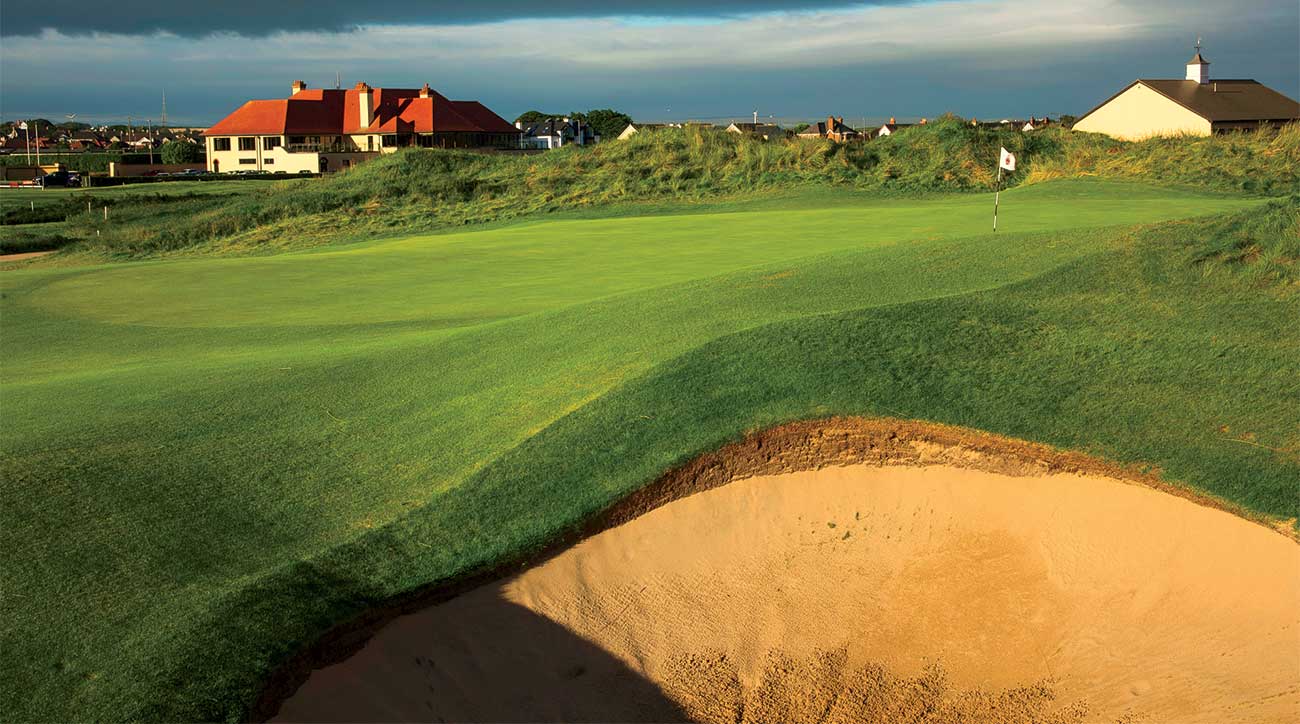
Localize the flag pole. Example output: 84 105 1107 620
993 164 1002 232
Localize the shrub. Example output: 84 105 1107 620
161 141 203 164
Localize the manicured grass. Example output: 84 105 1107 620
1 179 1292 721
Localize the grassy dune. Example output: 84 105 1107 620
4 120 1297 259
3 178 1296 720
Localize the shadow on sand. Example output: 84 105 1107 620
271 589 688 723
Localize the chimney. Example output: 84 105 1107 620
419 83 431 99
355 82 373 128
889 116 896 125
515 120 522 129
291 80 306 96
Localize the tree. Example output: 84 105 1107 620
161 139 202 164
515 110 559 125
580 109 633 140
791 123 811 134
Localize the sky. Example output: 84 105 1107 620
1 0 1297 127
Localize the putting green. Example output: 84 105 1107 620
2 179 1290 722
25 180 1247 329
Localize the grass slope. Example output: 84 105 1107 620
4 120 1297 259
1 180 1294 721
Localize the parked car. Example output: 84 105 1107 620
38 170 79 188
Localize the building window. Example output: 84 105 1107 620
212 138 231 151
239 158 256 165
381 135 398 147
367 136 375 151
263 137 278 150
238 137 256 151
263 158 274 165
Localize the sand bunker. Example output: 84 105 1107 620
272 458 1299 723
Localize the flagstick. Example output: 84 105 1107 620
993 164 1002 232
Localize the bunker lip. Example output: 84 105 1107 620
251 416 1293 721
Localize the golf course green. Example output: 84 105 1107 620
2 177 1297 721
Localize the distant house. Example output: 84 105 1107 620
1021 117 1052 132
1073 47 1300 140
203 80 521 173
875 117 916 138
126 134 157 149
67 134 105 151
518 117 597 149
617 122 685 140
798 116 860 142
725 122 784 140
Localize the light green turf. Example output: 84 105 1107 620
0 179 1285 721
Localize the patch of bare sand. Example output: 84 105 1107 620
0 250 54 264
273 463 1300 723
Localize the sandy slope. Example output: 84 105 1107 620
274 464 1300 723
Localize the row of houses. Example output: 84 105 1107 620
618 49 1296 143
0 124 204 155
189 46 1296 174
618 114 1051 144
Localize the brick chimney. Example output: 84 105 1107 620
355 82 373 128
419 83 431 99
291 80 306 95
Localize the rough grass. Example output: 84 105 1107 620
7 119 1298 259
2 182 1295 721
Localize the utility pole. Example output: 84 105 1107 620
148 119 154 164
35 119 41 165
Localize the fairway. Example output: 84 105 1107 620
1 178 1295 721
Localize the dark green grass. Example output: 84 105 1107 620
0 182 262 254
0 184 1294 721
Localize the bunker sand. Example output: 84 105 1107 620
274 457 1299 723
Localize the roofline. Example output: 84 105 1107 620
1074 79 1221 126
1074 78 1298 128
1073 79 1144 126
1131 80 1214 122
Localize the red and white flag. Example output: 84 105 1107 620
999 147 1016 172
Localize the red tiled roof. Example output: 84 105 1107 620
205 86 516 136
447 100 519 134
206 100 289 135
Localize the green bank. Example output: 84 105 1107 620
2 178 1295 721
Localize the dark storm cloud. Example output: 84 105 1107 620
0 0 921 37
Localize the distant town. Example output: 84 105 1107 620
3 47 1296 186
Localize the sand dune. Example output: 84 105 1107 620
273 462 1299 723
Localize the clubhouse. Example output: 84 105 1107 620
202 81 522 174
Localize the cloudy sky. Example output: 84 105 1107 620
2 0 1296 126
